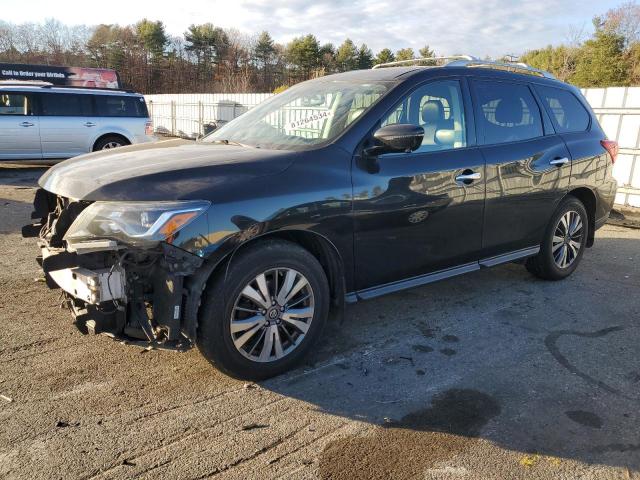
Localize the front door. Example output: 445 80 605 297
352 78 486 291
470 79 572 256
0 91 41 159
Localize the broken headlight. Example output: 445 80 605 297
64 200 210 249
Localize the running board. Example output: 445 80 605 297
347 245 540 302
478 246 540 268
355 262 480 300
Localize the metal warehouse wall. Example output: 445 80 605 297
146 88 640 207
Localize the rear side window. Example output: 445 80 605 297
535 85 590 133
40 93 93 116
95 95 148 118
0 93 32 115
473 81 543 144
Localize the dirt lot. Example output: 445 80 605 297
0 165 639 480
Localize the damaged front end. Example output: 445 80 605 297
22 189 210 350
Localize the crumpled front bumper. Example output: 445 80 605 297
23 188 204 348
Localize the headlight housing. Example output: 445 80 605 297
64 200 210 249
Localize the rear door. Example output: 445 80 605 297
0 91 41 159
38 92 94 158
353 78 486 291
533 84 611 195
471 79 571 257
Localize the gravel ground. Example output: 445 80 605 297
0 165 639 480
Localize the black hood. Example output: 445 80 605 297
39 139 297 201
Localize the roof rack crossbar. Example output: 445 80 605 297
371 55 555 79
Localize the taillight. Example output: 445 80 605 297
601 139 618 164
145 120 153 136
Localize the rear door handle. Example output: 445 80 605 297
550 157 569 166
455 172 482 182
84 122 96 127
20 121 34 127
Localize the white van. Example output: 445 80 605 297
0 82 155 160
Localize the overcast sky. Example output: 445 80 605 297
1 0 622 57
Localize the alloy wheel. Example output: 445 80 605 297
102 141 122 149
230 268 315 363
552 210 583 269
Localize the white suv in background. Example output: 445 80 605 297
0 82 155 160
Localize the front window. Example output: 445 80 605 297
380 80 467 153
0 93 32 116
202 79 390 150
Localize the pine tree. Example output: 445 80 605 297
336 39 358 71
571 29 629 87
395 48 415 62
419 45 435 58
374 48 395 65
357 44 374 69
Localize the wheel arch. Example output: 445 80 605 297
567 187 597 247
92 132 132 151
182 229 347 343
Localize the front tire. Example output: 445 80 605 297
526 196 588 280
197 240 330 380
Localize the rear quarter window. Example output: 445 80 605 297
95 95 148 118
535 85 590 133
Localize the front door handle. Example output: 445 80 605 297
20 121 34 127
455 171 482 183
84 122 96 127
550 157 569 166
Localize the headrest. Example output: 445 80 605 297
495 97 523 124
435 129 455 145
422 100 445 124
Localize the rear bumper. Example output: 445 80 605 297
133 133 157 144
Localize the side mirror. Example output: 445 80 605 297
366 124 424 156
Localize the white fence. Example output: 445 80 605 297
145 93 272 138
146 87 640 207
581 87 640 207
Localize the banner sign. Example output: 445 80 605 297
0 63 121 89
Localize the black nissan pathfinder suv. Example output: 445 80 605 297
23 57 618 379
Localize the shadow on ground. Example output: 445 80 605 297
261 235 640 478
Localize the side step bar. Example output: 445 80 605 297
348 245 540 302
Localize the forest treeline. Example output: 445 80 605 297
0 1 638 93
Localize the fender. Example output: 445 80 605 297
181 226 349 343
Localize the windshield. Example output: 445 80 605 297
202 79 390 150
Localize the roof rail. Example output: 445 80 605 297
453 59 556 79
0 80 54 87
372 55 477 69
39 84 138 94
0 80 137 93
371 55 556 79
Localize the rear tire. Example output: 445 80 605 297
93 135 129 151
526 196 588 280
197 240 330 380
